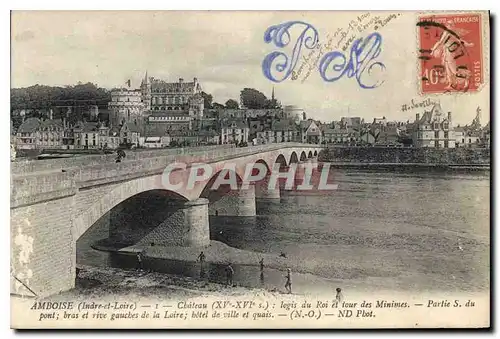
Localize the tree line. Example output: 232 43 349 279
202 88 280 110
11 82 111 111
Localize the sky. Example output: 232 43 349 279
11 11 490 125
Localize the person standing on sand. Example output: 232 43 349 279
225 263 234 286
197 251 206 265
284 268 292 294
259 258 265 285
197 251 206 278
336 288 343 304
136 250 144 271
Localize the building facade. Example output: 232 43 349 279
412 104 455 148
108 89 145 127
221 119 249 144
73 121 101 149
141 74 204 117
146 111 193 130
16 118 65 150
299 120 322 144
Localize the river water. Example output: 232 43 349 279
77 167 490 295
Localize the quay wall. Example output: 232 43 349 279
319 146 491 165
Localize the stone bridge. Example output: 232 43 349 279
10 143 323 297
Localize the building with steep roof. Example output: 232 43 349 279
16 117 64 150
322 122 359 144
73 121 100 149
255 119 299 144
299 119 322 144
119 121 141 146
221 118 249 144
411 103 455 148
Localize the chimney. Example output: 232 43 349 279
448 111 452 121
416 113 420 121
179 78 184 84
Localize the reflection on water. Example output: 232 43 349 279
77 168 490 293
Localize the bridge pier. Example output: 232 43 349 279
209 184 256 216
255 175 280 200
183 198 210 247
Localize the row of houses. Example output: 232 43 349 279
12 104 490 151
14 117 242 150
319 104 490 149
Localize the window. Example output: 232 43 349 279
443 123 449 130
444 131 449 138
433 122 439 130
434 131 439 139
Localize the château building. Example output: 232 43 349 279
107 89 145 127
108 73 204 128
140 73 204 117
411 103 455 148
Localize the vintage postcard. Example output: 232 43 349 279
10 10 490 329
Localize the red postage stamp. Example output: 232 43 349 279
417 13 483 94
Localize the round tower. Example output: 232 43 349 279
108 89 145 127
284 105 305 124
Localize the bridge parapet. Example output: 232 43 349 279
11 143 323 208
11 144 236 175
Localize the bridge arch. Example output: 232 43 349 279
77 189 191 252
199 168 244 202
289 152 299 164
274 154 288 170
200 168 256 217
73 176 190 242
300 151 307 161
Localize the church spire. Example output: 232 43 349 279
271 86 275 101
141 70 149 86
472 106 481 129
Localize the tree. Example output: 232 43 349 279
240 88 268 109
225 99 239 109
11 82 111 128
264 98 280 109
212 102 225 109
201 92 213 109
397 134 413 146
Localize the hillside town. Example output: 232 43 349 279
11 75 491 156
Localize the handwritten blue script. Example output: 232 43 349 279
318 32 385 89
262 21 319 83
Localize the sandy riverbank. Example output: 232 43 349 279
66 264 286 302
121 240 297 272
